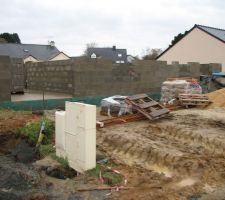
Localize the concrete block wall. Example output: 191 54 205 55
72 59 221 96
25 57 222 97
11 58 24 93
0 56 11 101
26 60 74 94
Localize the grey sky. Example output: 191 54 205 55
0 0 224 57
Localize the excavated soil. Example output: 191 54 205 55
97 108 225 199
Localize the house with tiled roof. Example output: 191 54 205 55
157 24 225 71
87 46 127 63
0 42 70 63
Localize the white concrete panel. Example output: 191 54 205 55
56 148 66 159
65 101 78 135
65 102 96 135
55 111 66 150
74 102 96 129
65 129 96 172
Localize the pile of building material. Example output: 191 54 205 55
206 88 225 108
100 95 132 116
97 94 170 128
161 78 202 103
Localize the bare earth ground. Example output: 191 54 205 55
1 108 225 199
97 108 225 199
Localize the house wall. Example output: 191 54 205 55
158 27 225 72
25 58 221 96
0 56 11 101
49 53 70 61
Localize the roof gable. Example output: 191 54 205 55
157 24 225 59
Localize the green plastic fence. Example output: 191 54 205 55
0 92 161 111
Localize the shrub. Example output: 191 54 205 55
39 144 55 158
19 118 54 145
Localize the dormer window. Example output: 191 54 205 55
91 53 97 59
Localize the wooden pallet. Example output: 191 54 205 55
178 93 211 106
167 77 198 82
125 94 170 120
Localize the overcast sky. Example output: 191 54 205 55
0 0 224 57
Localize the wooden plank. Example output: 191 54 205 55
180 99 210 102
150 108 170 118
127 94 148 101
139 101 158 109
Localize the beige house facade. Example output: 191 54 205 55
49 52 70 61
157 24 225 72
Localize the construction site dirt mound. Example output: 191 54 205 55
206 88 225 108
97 108 225 199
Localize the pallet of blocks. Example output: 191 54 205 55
178 93 211 107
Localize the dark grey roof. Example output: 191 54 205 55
196 24 225 42
87 47 127 63
0 43 60 60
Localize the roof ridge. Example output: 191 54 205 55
196 24 225 32
0 43 56 47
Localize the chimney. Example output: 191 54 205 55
49 41 55 47
112 45 116 51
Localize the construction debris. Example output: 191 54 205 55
97 113 145 128
97 93 170 128
77 186 133 192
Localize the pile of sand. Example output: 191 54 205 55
207 88 225 108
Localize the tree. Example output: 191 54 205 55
170 30 189 47
83 42 98 56
0 33 21 43
142 48 162 60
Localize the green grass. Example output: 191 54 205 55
18 118 54 145
39 144 55 158
87 164 123 186
51 154 69 168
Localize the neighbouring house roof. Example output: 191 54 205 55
157 24 225 59
0 43 61 61
196 24 225 43
87 46 127 63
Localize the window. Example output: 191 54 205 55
118 54 122 57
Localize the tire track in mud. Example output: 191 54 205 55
98 118 225 176
146 124 225 156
